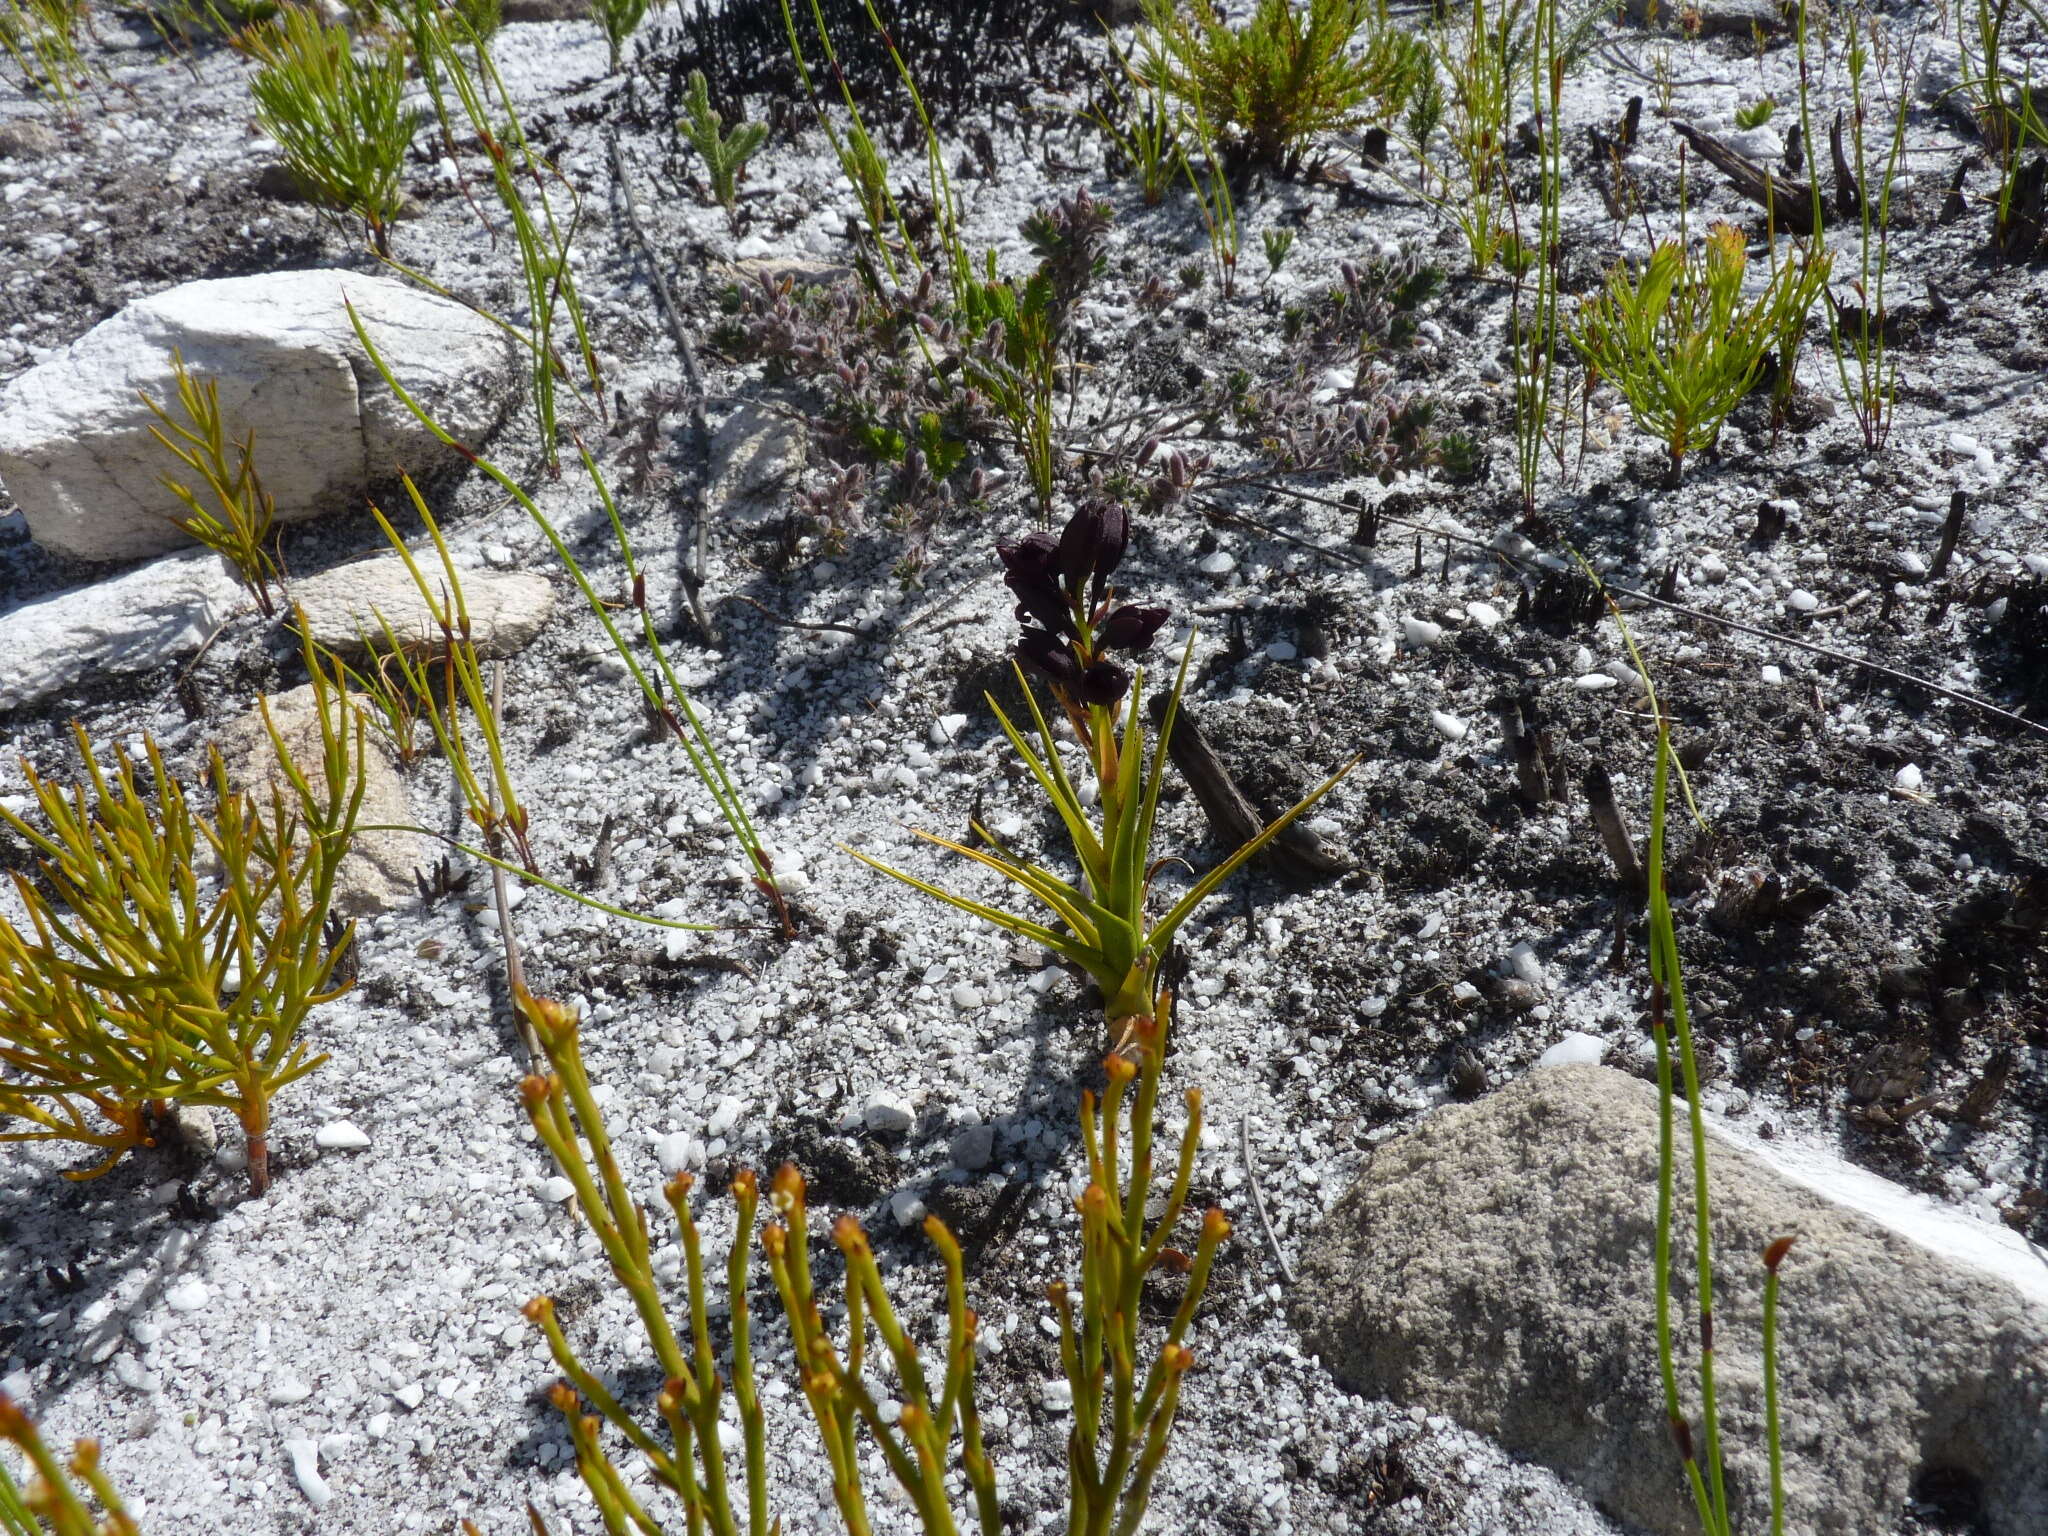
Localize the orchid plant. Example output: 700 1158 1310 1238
852 500 1354 1027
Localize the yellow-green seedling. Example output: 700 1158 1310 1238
1138 0 1430 174
242 4 419 255
0 630 364 1194
0 1394 139 1536
852 501 1354 1027
760 1174 1001 1536
1057 1002 1227 1536
515 988 770 1536
1568 222 1829 485
345 480 535 874
141 351 282 616
678 68 769 222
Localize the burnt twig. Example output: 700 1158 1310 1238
1150 695 1351 883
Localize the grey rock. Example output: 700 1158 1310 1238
0 548 247 712
1617 0 1782 36
214 682 419 914
949 1122 996 1173
293 555 555 658
500 0 587 18
709 402 806 525
0 269 519 562
1294 1065 2048 1536
0 119 61 160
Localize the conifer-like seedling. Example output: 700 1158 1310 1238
678 68 768 223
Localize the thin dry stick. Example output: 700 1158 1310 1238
1195 484 2048 742
1240 1110 1294 1286
488 661 543 1070
607 132 714 640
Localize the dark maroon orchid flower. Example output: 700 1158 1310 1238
1005 502 1167 707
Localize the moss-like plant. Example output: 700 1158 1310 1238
141 352 282 617
243 4 419 255
1568 221 1829 485
1139 0 1430 173
0 630 363 1194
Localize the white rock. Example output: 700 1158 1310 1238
950 982 983 1010
1761 664 1784 685
1429 710 1469 742
1266 640 1298 661
1696 553 1729 583
541 1176 575 1203
1467 601 1502 628
864 1092 915 1136
1402 617 1443 649
655 1132 695 1176
164 1279 209 1313
314 1119 371 1151
888 1189 927 1228
1537 1032 1607 1069
284 1437 333 1509
1198 550 1236 576
1041 1378 1074 1413
393 1383 426 1410
1787 589 1820 613
930 713 969 745
1894 763 1924 792
269 1376 314 1406
293 556 555 659
707 1095 744 1138
950 1123 996 1172
0 548 245 711
366 1412 393 1440
0 270 519 561
1574 673 1617 693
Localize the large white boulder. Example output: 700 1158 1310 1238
0 270 519 562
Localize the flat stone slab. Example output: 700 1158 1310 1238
1293 1064 2048 1536
292 555 555 659
0 548 246 712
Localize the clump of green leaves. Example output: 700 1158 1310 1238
243 4 419 256
0 631 364 1194
141 352 282 618
1140 0 1430 173
1568 222 1829 484
1088 40 1183 206
678 68 769 223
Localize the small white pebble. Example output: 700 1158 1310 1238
1894 763 1924 792
284 1438 332 1510
1574 673 1617 693
1041 1378 1073 1413
269 1376 313 1407
888 1189 927 1229
1787 589 1820 613
1761 664 1784 685
1402 617 1444 649
314 1120 371 1152
655 1133 695 1176
1537 1032 1606 1069
707 1095 744 1138
864 1093 915 1136
1429 710 1468 742
950 982 983 1011
541 1176 575 1203
930 713 969 745
1198 551 1236 576
394 1384 426 1410
1266 640 1298 661
164 1280 209 1314
1467 601 1502 628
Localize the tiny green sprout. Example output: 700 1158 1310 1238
1262 224 1297 278
1735 95 1776 130
678 69 769 223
